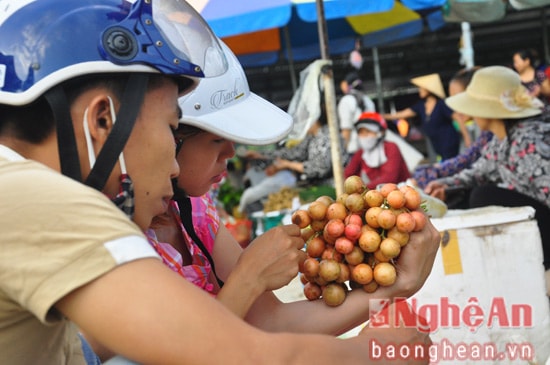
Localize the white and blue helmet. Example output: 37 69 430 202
0 0 227 105
0 0 227 188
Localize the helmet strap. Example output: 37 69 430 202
176 194 225 289
45 87 83 182
85 73 149 191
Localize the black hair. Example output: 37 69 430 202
450 66 481 90
174 124 204 140
0 97 54 144
514 49 540 68
174 124 205 157
318 92 328 127
344 71 363 91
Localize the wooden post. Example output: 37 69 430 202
316 0 344 197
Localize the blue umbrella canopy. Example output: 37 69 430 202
188 0 446 67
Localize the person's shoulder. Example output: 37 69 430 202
1 159 83 193
524 119 550 139
436 98 452 110
410 99 424 110
37 163 112 200
535 68 547 82
1 159 133 223
338 94 355 105
361 93 374 102
191 193 213 207
518 118 549 131
383 139 399 147
383 140 402 153
510 120 550 153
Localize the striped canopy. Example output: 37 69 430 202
188 0 446 66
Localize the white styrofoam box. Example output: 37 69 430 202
412 205 550 365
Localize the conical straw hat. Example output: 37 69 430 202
410 73 446 99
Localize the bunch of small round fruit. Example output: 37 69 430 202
291 175 427 307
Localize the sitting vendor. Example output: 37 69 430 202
344 112 410 189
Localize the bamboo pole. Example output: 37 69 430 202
315 0 344 197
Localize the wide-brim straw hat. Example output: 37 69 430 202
410 73 446 99
445 66 543 119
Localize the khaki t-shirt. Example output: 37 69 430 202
0 148 159 364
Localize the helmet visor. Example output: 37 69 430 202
152 0 227 77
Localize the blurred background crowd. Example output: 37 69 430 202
190 1 550 247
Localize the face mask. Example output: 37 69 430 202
358 135 380 151
83 96 135 219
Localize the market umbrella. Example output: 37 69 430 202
192 0 394 38
197 0 446 116
189 0 396 88
215 1 445 67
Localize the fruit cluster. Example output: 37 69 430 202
291 176 427 307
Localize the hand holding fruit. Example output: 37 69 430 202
236 224 307 293
264 164 278 176
384 216 440 298
292 176 440 307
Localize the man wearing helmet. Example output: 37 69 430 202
0 1 438 364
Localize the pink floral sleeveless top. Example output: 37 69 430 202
146 194 219 294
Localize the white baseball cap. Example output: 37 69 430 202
178 40 293 145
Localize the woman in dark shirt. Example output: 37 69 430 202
383 73 462 161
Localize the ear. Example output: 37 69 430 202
84 95 116 147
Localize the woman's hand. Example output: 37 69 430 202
272 157 288 170
235 224 307 293
382 214 440 298
424 181 448 201
265 158 291 175
245 150 264 159
264 164 278 176
216 224 306 318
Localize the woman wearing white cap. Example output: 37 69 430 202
425 66 550 274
